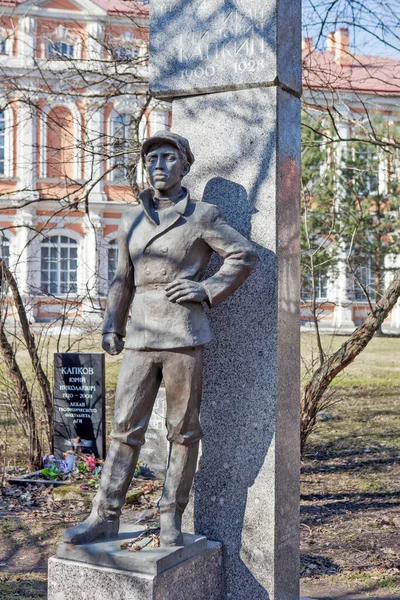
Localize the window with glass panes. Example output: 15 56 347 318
0 234 9 264
47 41 74 59
41 236 78 295
110 113 131 181
0 233 10 290
113 46 138 61
356 145 379 195
107 239 118 286
0 39 6 54
353 261 376 302
0 111 5 175
302 270 329 301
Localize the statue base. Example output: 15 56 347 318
48 525 223 600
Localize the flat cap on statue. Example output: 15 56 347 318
141 131 195 166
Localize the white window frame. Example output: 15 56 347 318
302 270 330 303
108 111 132 182
353 260 376 302
40 234 79 296
0 232 11 293
107 237 119 287
47 40 75 59
0 232 10 265
108 99 149 185
0 28 12 56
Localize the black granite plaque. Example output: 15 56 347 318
54 353 105 459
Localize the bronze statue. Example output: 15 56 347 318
64 131 258 547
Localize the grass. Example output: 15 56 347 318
301 333 400 388
301 334 400 598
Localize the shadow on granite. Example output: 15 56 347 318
193 175 278 600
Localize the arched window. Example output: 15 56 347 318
109 113 132 181
46 106 75 179
107 238 118 286
40 235 78 295
0 111 5 175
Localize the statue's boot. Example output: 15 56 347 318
159 441 199 546
64 441 140 544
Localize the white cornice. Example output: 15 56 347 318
5 3 148 27
15 0 107 17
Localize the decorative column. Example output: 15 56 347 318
82 212 104 318
332 121 355 332
18 16 36 63
331 253 355 332
86 22 104 62
85 102 107 204
14 208 35 321
150 1 301 598
15 101 39 202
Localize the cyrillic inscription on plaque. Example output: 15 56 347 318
53 353 105 459
150 0 275 98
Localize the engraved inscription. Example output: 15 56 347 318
176 6 268 80
151 0 274 93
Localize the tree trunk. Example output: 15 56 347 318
0 324 42 469
300 267 400 454
0 260 53 449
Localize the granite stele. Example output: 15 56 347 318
151 0 302 599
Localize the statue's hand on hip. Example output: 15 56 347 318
165 279 207 304
102 333 125 355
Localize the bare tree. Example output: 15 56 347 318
300 0 400 450
0 1 162 466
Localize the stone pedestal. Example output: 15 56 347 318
49 525 222 600
150 1 302 599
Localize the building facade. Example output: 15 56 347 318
0 7 400 333
302 28 400 333
0 0 170 326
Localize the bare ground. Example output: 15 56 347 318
300 387 400 599
0 339 400 598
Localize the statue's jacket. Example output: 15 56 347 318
102 188 259 349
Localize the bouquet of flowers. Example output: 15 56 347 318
41 455 69 480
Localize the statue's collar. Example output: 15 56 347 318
139 187 189 224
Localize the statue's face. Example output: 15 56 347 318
144 143 186 193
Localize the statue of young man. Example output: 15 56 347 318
64 131 258 547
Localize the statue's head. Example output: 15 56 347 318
141 131 194 194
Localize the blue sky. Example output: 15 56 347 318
302 0 400 58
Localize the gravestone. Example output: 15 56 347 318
150 1 301 599
53 353 105 459
139 388 169 473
